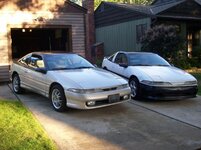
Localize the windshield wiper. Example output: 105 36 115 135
132 64 151 66
73 66 94 69
155 64 170 66
51 67 71 70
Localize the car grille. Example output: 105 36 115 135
102 87 117 91
88 84 128 93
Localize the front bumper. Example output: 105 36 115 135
64 87 131 109
140 84 198 100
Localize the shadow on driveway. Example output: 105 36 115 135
9 87 201 150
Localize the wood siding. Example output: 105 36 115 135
46 13 86 55
0 1 86 82
0 65 9 82
96 18 151 56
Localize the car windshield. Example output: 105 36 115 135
128 53 170 66
44 53 94 70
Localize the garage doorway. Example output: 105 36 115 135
11 27 72 59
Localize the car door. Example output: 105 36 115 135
25 54 48 95
111 53 129 78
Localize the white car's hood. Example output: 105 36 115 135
133 66 196 83
50 68 126 89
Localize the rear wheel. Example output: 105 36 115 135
12 74 23 94
50 84 67 112
129 77 140 99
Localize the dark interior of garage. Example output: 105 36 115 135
11 28 71 59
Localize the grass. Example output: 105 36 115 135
0 100 57 150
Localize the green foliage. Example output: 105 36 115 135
95 0 153 8
70 0 153 9
190 46 201 68
141 24 187 68
0 100 57 150
190 72 201 95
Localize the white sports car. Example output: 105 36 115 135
10 52 131 112
102 51 198 100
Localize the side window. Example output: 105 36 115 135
28 55 44 69
114 53 123 64
115 53 128 64
122 54 128 64
19 55 31 66
108 54 114 62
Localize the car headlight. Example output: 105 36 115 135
67 88 97 94
141 80 172 86
67 88 86 94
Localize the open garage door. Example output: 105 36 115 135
11 28 72 59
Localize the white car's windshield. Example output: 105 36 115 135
44 54 94 70
128 53 170 66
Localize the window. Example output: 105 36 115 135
28 55 44 69
114 53 128 64
108 54 115 62
136 24 147 43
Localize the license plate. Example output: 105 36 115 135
108 94 120 103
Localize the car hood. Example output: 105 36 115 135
50 68 126 89
132 66 196 83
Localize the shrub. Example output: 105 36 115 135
141 24 187 68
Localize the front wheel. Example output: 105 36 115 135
129 77 140 99
12 74 23 94
50 85 67 112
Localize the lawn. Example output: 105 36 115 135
190 70 201 95
0 100 57 150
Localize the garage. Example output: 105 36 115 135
11 27 71 59
0 0 94 82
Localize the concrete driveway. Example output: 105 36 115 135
2 84 201 150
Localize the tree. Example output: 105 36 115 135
141 24 187 67
95 0 153 8
70 0 153 9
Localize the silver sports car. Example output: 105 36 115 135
11 52 131 111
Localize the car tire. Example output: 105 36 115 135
103 67 108 70
50 84 67 112
129 77 140 100
12 74 23 94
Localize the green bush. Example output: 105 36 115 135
190 46 201 68
141 24 190 69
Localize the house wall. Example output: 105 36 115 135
0 1 86 82
96 18 151 56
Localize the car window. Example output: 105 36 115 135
128 53 170 66
28 55 45 69
108 54 114 62
19 54 31 66
114 53 128 64
45 54 94 70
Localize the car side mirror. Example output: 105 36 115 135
35 68 47 74
119 63 128 68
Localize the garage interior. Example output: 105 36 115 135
11 28 71 59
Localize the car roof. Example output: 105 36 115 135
117 51 156 55
31 51 76 56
